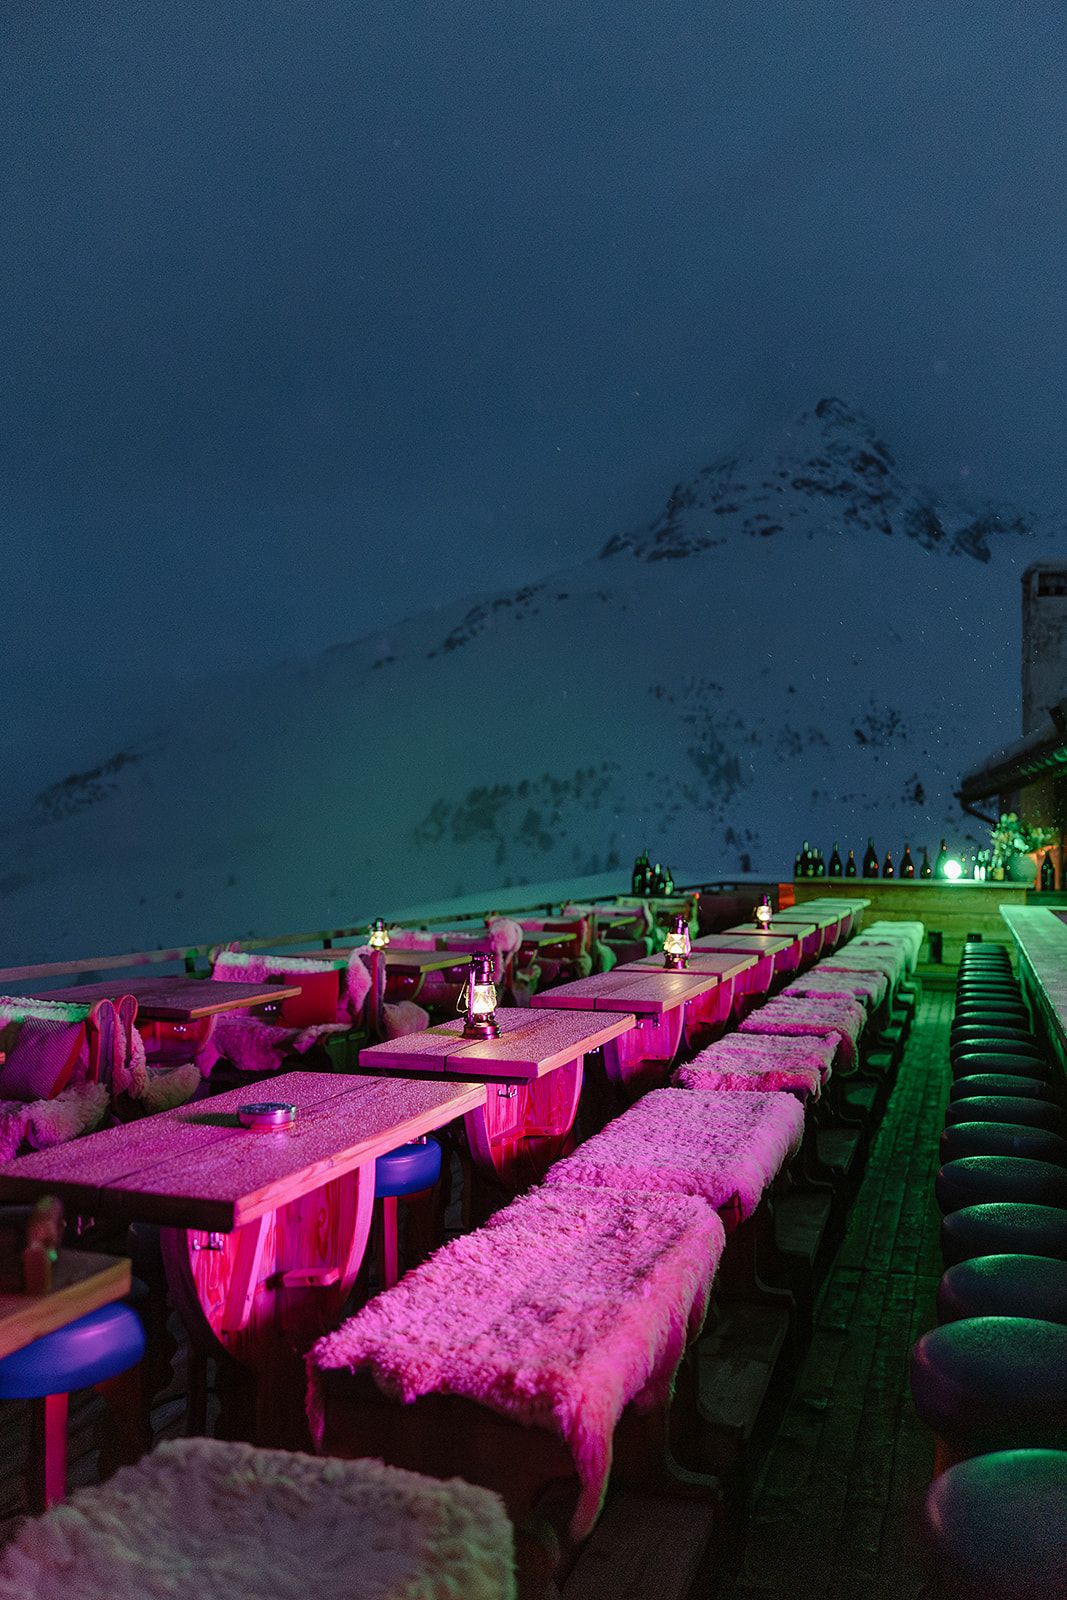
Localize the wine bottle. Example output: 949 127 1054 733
934 839 948 878
920 847 932 879
862 838 879 878
1041 851 1056 892
814 848 825 877
632 849 649 897
883 849 895 879
828 842 843 877
662 865 675 894
651 862 664 896
800 839 812 877
900 843 915 879
794 849 803 879
845 848 858 878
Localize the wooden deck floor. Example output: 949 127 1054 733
715 988 950 1600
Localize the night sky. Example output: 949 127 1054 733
4 1 1066 792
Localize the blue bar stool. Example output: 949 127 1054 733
0 1302 146 1511
373 1138 443 1289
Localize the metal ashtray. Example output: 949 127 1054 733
237 1102 297 1131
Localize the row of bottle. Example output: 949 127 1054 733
796 839 953 879
630 850 675 897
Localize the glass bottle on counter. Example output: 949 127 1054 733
920 847 932 879
900 843 915 879
883 849 895 878
828 842 843 877
632 849 650 896
845 848 858 877
934 839 948 878
1041 851 1056 892
863 838 880 878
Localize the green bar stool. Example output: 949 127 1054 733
936 1157 1067 1215
937 1255 1067 1326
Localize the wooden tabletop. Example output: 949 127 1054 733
768 907 840 928
0 1072 486 1233
1001 906 1067 1047
0 1250 131 1360
627 950 757 981
29 976 303 1021
789 897 871 910
530 967 721 1016
693 932 795 956
724 920 816 939
359 1006 636 1082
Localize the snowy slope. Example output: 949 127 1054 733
3 397 1063 966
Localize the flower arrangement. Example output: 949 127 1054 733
989 811 1056 863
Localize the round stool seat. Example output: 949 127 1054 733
951 1075 1054 1103
374 1138 442 1198
951 1025 1038 1048
938 1255 1067 1326
956 981 1020 995
910 1317 1067 1456
923 1449 1067 1600
940 1123 1067 1168
951 1051 1050 1079
945 1097 1067 1134
937 1157 1067 1215
950 1035 1042 1061
0 1303 146 1400
954 999 1028 1016
943 1203 1067 1266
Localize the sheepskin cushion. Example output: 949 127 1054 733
674 1034 828 1099
0 1082 110 1163
309 1184 723 1543
0 1436 515 1600
784 967 888 1011
543 1088 805 1219
739 991 866 1070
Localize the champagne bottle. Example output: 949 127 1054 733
920 847 932 879
900 843 915 879
845 848 858 878
934 839 948 878
862 838 879 878
1041 851 1056 892
883 849 895 878
828 842 843 877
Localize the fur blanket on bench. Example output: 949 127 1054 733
674 1033 830 1099
0 1436 516 1600
543 1088 805 1220
0 1082 109 1164
308 1184 723 1543
783 967 888 1011
739 991 865 1070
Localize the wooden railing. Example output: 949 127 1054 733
0 877 771 992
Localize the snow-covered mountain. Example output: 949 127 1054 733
4 397 1064 966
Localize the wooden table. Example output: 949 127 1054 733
691 932 796 994
359 1007 635 1188
29 977 302 1021
1001 906 1067 1081
0 1251 131 1361
628 948 760 1018
786 897 870 940
725 919 822 964
0 1071 485 1443
531 968 723 1094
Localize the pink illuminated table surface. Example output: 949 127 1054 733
0 1071 485 1443
692 931 796 991
788 898 869 941
725 919 822 964
28 976 302 1021
530 967 723 1094
359 1007 636 1188
628 948 760 1018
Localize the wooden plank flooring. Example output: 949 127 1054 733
716 990 950 1600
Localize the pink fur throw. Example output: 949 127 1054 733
212 947 374 1025
385 929 438 951
740 991 866 1069
381 1000 432 1040
820 948 905 987
543 1088 805 1220
0 1437 516 1600
784 967 888 1010
308 1184 723 1543
673 1035 828 1100
196 1013 349 1075
0 1083 110 1163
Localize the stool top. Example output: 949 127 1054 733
924 1450 1067 1600
937 1156 1067 1214
911 1316 1067 1447
938 1255 1067 1327
941 1202 1067 1266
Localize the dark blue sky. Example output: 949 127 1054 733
3 0 1066 786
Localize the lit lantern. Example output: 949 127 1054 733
460 950 500 1038
754 895 774 932
368 918 390 950
943 859 963 882
662 913 691 969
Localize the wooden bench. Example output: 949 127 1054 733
308 1183 725 1588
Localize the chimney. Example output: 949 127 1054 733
1022 563 1067 734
